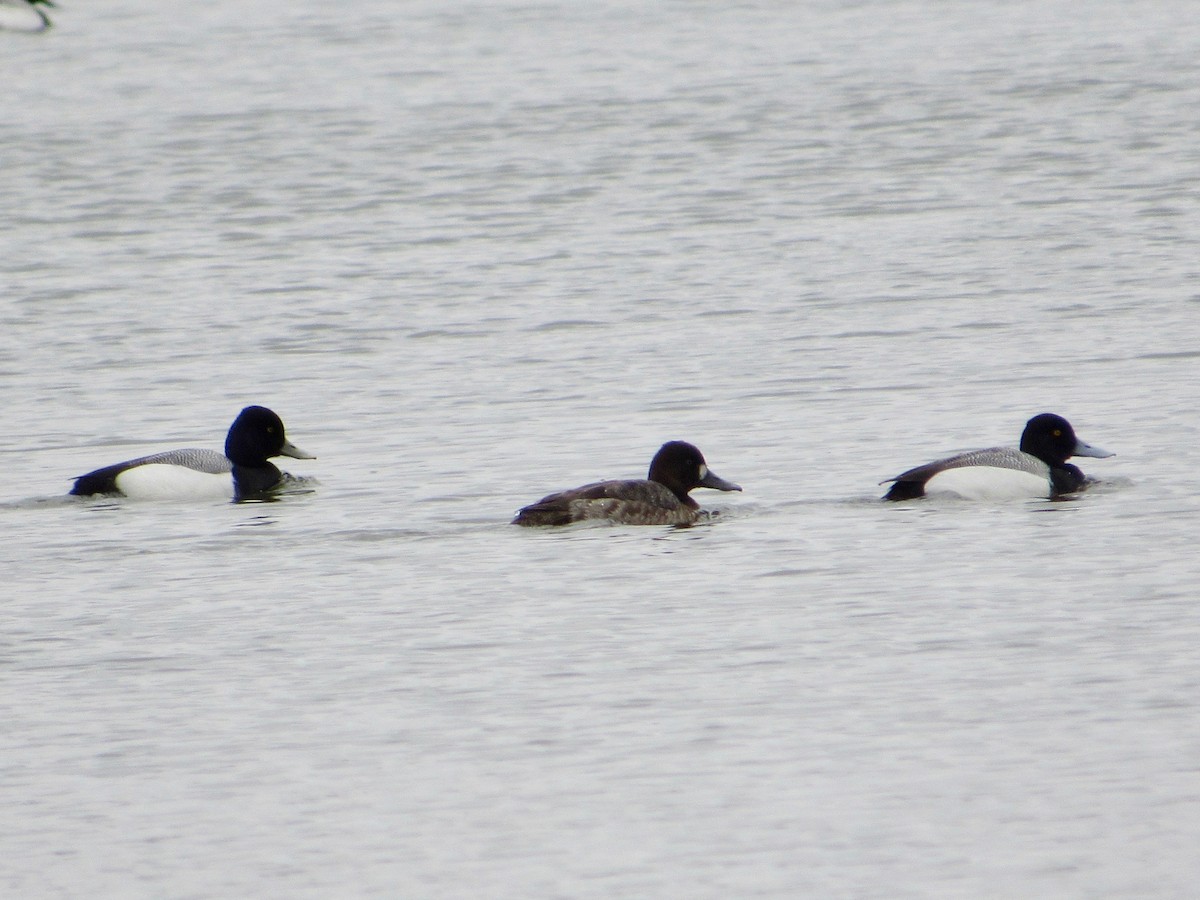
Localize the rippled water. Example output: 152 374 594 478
4 1 1200 896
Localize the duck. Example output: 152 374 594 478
881 412 1113 501
70 406 314 501
513 440 741 526
0 0 56 32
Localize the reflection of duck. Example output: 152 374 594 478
0 0 56 32
513 440 742 527
70 406 315 502
882 413 1114 501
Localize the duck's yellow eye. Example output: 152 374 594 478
1053 429 1062 437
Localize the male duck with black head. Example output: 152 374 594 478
513 440 742 526
881 413 1113 501
70 406 315 502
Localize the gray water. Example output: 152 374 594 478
4 0 1200 896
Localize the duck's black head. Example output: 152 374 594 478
648 440 741 501
1020 413 1113 466
224 405 314 468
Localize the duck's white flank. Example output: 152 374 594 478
924 465 1051 501
114 464 233 500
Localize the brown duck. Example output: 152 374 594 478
513 440 741 527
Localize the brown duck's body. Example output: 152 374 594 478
513 440 740 527
514 479 705 527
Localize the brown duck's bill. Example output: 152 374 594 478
699 467 741 492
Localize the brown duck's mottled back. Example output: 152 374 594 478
513 479 698 527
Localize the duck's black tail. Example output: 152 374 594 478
881 479 924 502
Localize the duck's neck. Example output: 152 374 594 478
232 462 283 501
653 477 698 507
1049 463 1085 495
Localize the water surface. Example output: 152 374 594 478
3 1 1200 896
